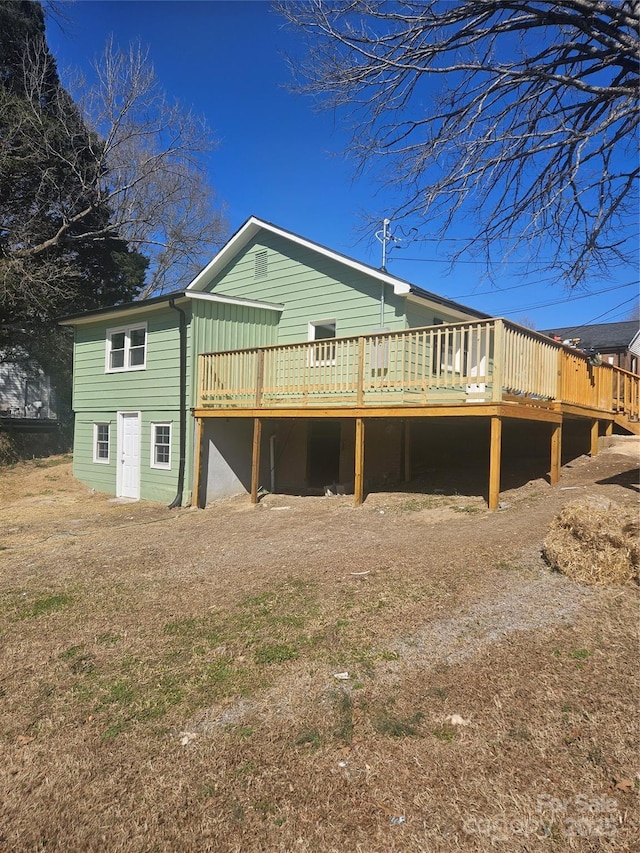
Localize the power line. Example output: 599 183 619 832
504 292 638 319
460 281 637 314
394 256 556 266
541 296 639 338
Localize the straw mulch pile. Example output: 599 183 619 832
543 497 639 586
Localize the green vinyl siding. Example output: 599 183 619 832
72 304 191 413
73 409 183 504
207 233 408 342
206 232 480 343
71 303 192 504
190 297 279 403
70 298 278 504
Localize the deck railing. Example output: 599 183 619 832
198 318 639 422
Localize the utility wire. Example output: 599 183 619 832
450 280 635 301
505 293 638 320
538 296 639 340
396 255 560 266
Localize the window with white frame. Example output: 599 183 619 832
93 422 110 463
151 422 171 469
106 323 147 372
308 320 337 365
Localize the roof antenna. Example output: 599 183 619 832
374 218 397 328
375 218 392 271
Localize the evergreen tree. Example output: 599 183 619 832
0 1 146 331
0 1 147 431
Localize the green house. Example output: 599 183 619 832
60 216 487 505
61 216 638 508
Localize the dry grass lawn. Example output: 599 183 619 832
0 440 638 852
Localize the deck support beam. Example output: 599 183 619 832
193 416 203 508
354 417 365 506
250 417 263 504
590 419 599 457
604 420 613 437
550 422 562 485
488 415 502 511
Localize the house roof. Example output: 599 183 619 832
187 216 489 320
541 321 640 352
58 288 284 326
59 215 488 327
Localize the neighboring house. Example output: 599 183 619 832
542 321 640 374
0 355 57 419
60 216 640 510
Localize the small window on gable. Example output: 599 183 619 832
433 317 444 325
254 249 268 279
93 422 110 463
106 323 147 372
151 423 171 469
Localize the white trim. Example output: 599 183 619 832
93 422 110 464
184 290 283 312
60 297 189 327
150 422 172 470
105 322 147 373
308 319 337 367
186 216 412 295
308 319 337 340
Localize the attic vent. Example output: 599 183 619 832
254 249 268 279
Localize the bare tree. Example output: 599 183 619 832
9 37 225 298
278 0 639 287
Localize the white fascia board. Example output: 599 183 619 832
186 216 412 295
629 329 640 358
184 290 283 312
58 295 189 326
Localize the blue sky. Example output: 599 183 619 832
46 0 638 331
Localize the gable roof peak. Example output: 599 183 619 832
187 215 413 295
187 216 487 319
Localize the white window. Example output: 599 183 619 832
308 320 337 366
106 323 147 372
151 423 171 469
93 422 110 463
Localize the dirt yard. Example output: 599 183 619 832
0 440 638 852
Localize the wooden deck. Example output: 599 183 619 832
193 319 639 510
197 318 639 425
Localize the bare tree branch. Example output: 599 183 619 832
4 36 225 298
278 0 639 286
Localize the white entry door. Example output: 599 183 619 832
118 412 141 499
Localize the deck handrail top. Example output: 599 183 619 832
197 317 500 359
199 316 569 361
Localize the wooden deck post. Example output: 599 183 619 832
403 419 412 483
255 349 265 408
550 422 562 485
356 337 365 407
354 417 365 506
491 320 504 403
488 415 502 510
590 419 599 457
192 416 203 508
250 417 263 504
604 420 613 437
